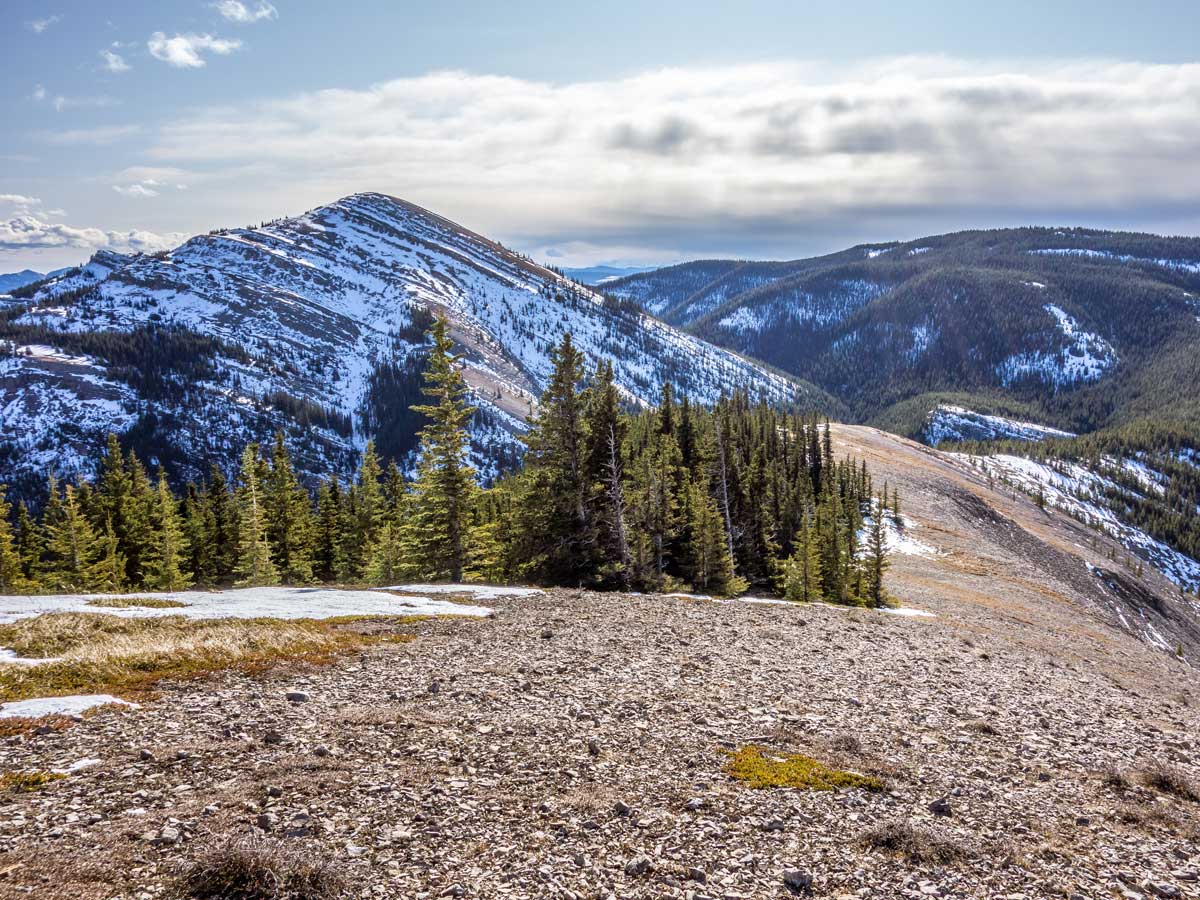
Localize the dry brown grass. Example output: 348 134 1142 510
1138 760 1200 802
0 613 409 704
171 836 345 900
858 819 972 865
86 597 189 609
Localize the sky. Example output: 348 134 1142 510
3 1 1200 273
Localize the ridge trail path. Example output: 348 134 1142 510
0 429 1196 899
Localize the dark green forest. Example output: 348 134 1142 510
0 321 896 607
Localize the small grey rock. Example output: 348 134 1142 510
784 869 814 896
285 691 311 703
313 744 331 758
928 796 951 817
624 855 652 876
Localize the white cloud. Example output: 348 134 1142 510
0 214 185 254
148 32 242 68
101 50 131 73
113 183 160 198
29 15 61 34
142 60 1200 258
213 1 277 23
0 195 43 211
45 125 141 145
31 85 46 102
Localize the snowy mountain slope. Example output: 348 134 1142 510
604 227 1200 427
923 405 1077 446
951 451 1200 600
0 193 821 494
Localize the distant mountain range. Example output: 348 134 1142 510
0 193 817 496
561 265 657 286
604 228 1200 436
0 267 73 295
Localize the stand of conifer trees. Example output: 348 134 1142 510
0 321 896 605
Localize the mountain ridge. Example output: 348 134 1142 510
0 192 824 497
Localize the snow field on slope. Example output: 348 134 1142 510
0 586 492 625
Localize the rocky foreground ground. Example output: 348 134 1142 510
2 426 1199 900
0 584 1196 900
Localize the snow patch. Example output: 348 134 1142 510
0 587 493 624
377 583 542 601
924 404 1075 446
0 695 136 719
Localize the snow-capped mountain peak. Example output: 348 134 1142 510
1 193 818 492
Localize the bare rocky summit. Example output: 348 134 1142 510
0 427 1197 899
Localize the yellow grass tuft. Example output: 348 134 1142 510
1 771 64 793
725 745 886 792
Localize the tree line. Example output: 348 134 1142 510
0 318 895 606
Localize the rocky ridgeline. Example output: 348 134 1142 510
0 589 1196 900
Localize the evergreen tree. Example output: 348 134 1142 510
581 360 630 588
145 471 193 591
0 487 32 594
233 444 278 587
93 518 127 593
264 433 314 584
408 316 476 581
515 333 589 584
683 476 741 596
313 476 348 583
344 443 385 580
782 512 824 603
864 495 891 608
122 453 157 588
15 501 43 586
43 485 103 592
205 466 239 583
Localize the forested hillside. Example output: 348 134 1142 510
605 227 1200 432
0 326 895 607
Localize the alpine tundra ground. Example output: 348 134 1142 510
0 427 1197 900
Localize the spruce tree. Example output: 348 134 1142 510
15 501 43 587
782 512 824 603
145 471 193 591
264 433 314 584
233 444 278 587
0 487 32 594
581 360 630 588
409 316 476 581
313 476 348 583
205 466 239 583
344 443 384 580
93 518 127 593
44 485 102 592
515 333 589 584
684 477 741 596
864 495 891 608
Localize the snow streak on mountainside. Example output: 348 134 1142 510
953 451 1200 600
0 193 814 492
603 228 1200 428
923 405 1076 446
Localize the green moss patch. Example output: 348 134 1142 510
1 771 65 793
725 745 885 792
